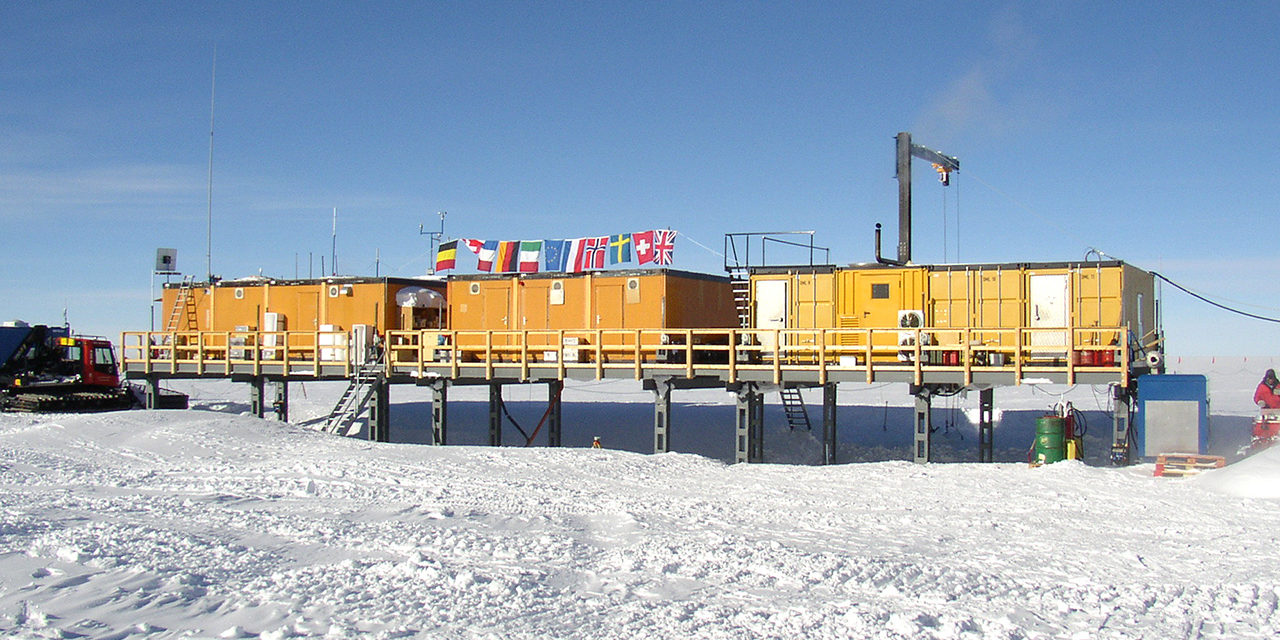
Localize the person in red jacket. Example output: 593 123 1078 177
1255 369 1280 409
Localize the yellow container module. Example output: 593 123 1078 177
159 276 447 335
447 269 738 362
749 260 1160 364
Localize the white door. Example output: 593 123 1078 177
1029 274 1070 349
755 280 788 354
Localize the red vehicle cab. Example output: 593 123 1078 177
59 337 122 390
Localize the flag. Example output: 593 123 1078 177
566 238 587 273
463 238 485 255
496 241 520 272
652 229 676 265
608 234 633 265
576 236 607 271
476 240 498 272
435 240 458 271
633 230 656 265
587 236 608 269
519 241 542 273
543 239 569 272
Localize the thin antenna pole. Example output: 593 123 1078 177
206 46 216 282
331 207 338 276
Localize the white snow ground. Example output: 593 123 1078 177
2 356 1279 638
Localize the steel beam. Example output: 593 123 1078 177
144 375 161 410
368 377 390 443
250 377 266 418
488 383 502 446
978 387 994 463
1111 384 1134 465
822 382 837 465
913 387 932 464
273 380 289 422
896 132 914 264
547 380 562 447
653 378 673 454
429 379 448 446
735 383 764 463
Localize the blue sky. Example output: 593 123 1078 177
3 2 1279 356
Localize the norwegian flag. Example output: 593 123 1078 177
575 236 608 271
651 229 676 265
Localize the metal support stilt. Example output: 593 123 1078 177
1110 384 1133 465
430 380 448 446
488 383 502 447
653 378 672 454
822 382 837 465
250 377 266 418
144 375 160 410
368 377 390 443
547 380 562 447
735 383 764 463
913 386 932 464
273 380 289 422
978 387 994 463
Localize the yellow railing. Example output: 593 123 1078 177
120 330 363 377
122 326 1132 386
382 326 1130 386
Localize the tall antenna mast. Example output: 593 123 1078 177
331 207 338 276
206 46 217 282
419 210 447 274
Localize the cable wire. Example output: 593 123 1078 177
680 232 725 258
1151 271 1280 324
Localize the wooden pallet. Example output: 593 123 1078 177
1154 453 1225 477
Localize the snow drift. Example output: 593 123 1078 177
3 407 1280 638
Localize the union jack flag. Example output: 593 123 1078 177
651 229 676 265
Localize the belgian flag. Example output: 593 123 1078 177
435 240 458 271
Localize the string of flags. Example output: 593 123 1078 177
436 230 676 273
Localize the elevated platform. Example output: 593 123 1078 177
119 328 1143 465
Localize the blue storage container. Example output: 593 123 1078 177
1135 374 1210 459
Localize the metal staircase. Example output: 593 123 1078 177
321 353 383 436
779 387 811 431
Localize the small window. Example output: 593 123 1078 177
62 344 82 364
234 288 245 299
469 283 481 295
93 345 117 375
328 285 341 298
871 283 890 299
60 344 82 376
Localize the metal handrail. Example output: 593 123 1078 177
123 326 1130 387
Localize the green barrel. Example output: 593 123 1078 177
1034 416 1067 464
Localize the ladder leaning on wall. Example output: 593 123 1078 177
165 276 197 332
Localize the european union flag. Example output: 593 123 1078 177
543 239 570 272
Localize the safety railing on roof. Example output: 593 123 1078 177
121 326 1131 387
723 231 831 274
